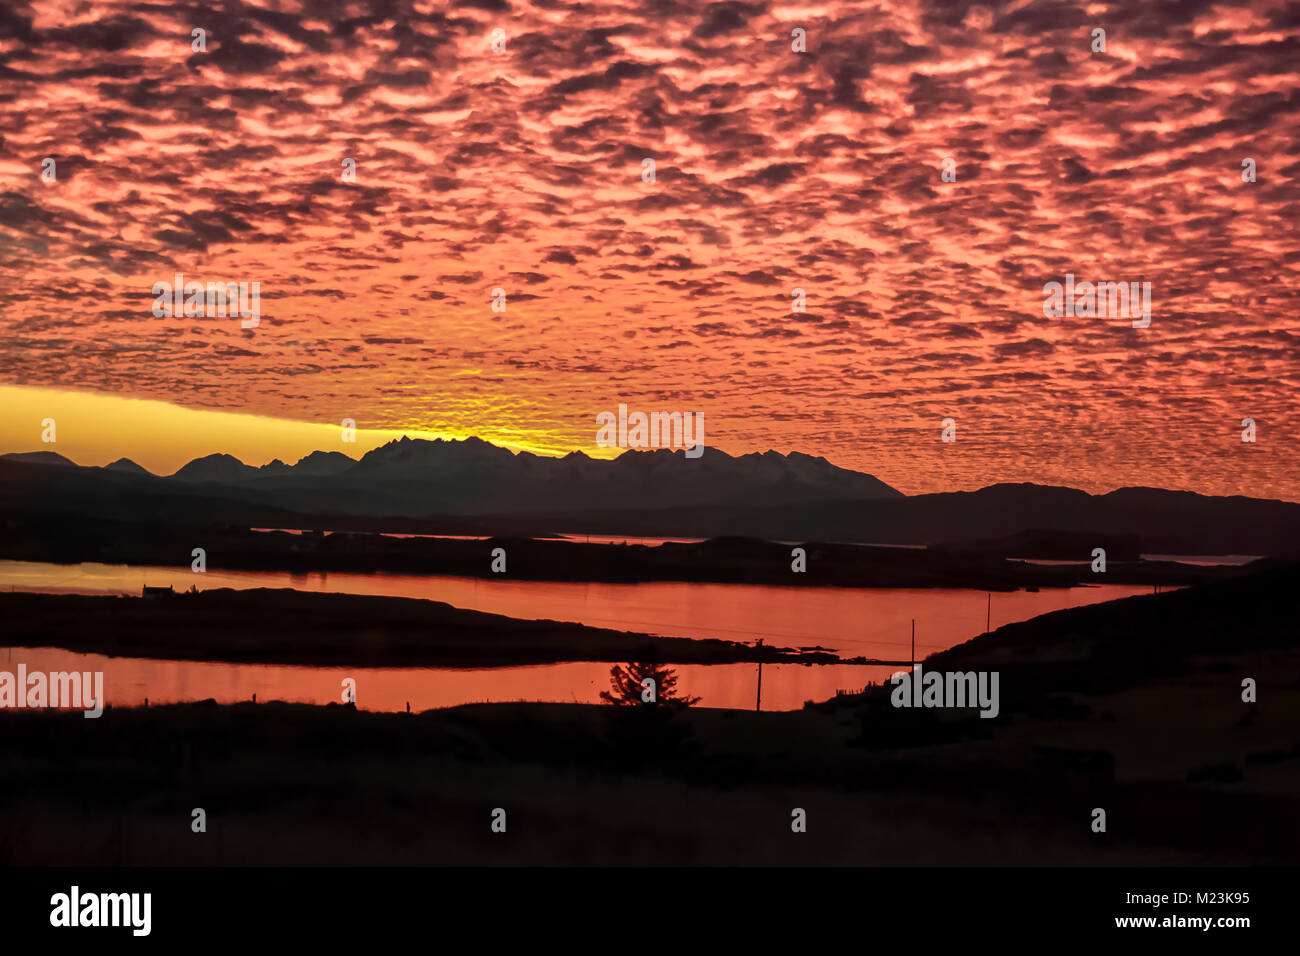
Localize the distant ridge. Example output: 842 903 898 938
113 437 899 512
1 451 75 467
170 454 298 482
1 437 1297 554
0 435 901 521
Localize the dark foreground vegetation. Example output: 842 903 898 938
1 564 1296 865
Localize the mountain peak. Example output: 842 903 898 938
257 458 291 477
354 436 515 473
291 450 357 476
104 457 153 476
170 453 254 482
1 451 76 467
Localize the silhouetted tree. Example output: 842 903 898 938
601 661 699 766
601 661 700 707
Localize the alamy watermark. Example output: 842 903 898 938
152 272 261 328
890 664 999 718
50 886 150 936
0 665 103 717
595 403 704 458
1042 273 1151 327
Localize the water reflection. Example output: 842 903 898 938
0 645 899 713
0 560 1158 712
0 560 1152 658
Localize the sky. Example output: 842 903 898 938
0 0 1297 497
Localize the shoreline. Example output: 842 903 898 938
0 588 838 668
0 511 1263 591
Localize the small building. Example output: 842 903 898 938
141 585 174 600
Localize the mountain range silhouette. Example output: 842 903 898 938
2 437 1298 554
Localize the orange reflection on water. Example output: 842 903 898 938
0 560 1158 712
0 646 896 713
0 560 1153 658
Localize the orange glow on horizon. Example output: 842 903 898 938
0 385 612 475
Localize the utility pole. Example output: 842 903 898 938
986 592 991 634
755 639 764 712
910 620 915 673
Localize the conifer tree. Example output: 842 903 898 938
600 661 700 707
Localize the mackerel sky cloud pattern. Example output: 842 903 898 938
0 0 1297 498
